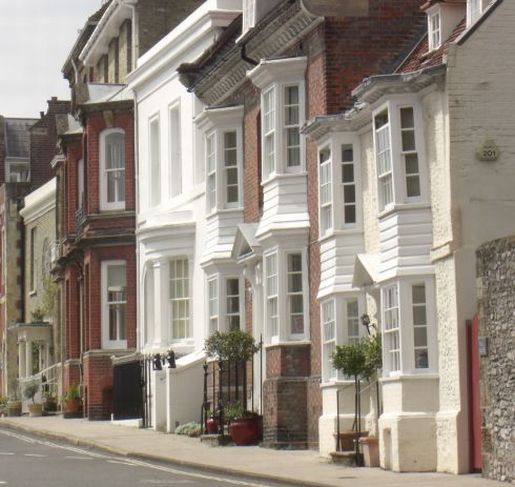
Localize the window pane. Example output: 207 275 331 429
400 107 414 128
375 111 388 129
227 315 240 331
412 284 426 304
288 273 302 293
401 131 416 152
344 205 356 224
341 144 353 163
344 185 355 203
319 147 331 164
405 153 419 174
414 327 427 347
406 176 420 198
415 349 429 369
227 279 239 296
288 253 302 272
342 164 354 183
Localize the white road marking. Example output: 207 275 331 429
0 452 14 456
107 460 137 467
0 481 7 484
65 455 93 460
24 453 47 458
0 429 270 487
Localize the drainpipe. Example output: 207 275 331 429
240 44 258 67
121 0 139 70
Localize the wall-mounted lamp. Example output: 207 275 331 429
360 314 377 335
166 349 176 369
152 353 163 371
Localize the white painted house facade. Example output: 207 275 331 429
306 0 515 473
128 0 242 431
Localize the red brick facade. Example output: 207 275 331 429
58 103 136 420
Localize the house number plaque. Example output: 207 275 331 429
476 138 499 162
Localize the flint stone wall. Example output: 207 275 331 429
477 236 515 483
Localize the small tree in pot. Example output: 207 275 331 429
204 330 261 443
332 333 381 465
23 380 43 417
63 383 82 418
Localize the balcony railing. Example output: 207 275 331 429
75 206 86 236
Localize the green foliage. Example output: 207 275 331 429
23 380 40 403
175 422 202 437
205 330 260 362
332 334 382 380
0 395 7 407
30 308 45 323
223 401 258 421
63 383 81 401
41 277 58 316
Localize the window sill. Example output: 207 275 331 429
264 339 311 349
380 372 439 383
319 227 363 243
261 171 307 186
378 201 431 220
319 379 355 389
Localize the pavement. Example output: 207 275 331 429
0 416 506 487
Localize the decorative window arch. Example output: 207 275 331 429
100 128 126 211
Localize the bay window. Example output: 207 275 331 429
102 261 127 349
205 275 242 334
287 253 304 336
169 258 190 340
320 295 365 383
373 98 427 211
196 106 243 214
318 134 361 237
247 57 307 180
100 129 125 211
381 277 436 376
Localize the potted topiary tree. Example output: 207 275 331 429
204 330 261 444
23 380 43 417
332 333 381 466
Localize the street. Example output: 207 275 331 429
0 428 283 487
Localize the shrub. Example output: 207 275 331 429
175 422 202 437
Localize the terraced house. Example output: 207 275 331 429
54 0 203 420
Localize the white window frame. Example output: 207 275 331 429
242 0 256 34
169 101 182 198
225 277 242 331
30 227 36 293
222 130 240 208
101 260 128 350
319 145 333 236
286 252 305 338
283 84 302 169
374 109 394 211
262 87 276 179
373 98 427 212
428 10 441 51
260 82 306 181
264 248 309 344
340 143 358 226
382 283 401 375
206 131 217 213
169 258 190 341
399 106 422 201
100 128 126 211
265 252 279 341
149 115 161 208
207 276 218 335
321 299 336 382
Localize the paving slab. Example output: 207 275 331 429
0 416 505 487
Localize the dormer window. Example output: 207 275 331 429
467 0 481 26
428 10 441 50
243 0 256 34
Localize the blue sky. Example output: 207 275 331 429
0 0 101 117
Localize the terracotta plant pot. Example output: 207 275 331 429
228 416 260 446
64 398 81 412
7 401 22 417
206 417 219 434
28 403 43 417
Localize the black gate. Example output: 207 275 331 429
112 359 144 421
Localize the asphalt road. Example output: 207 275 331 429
0 428 284 487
